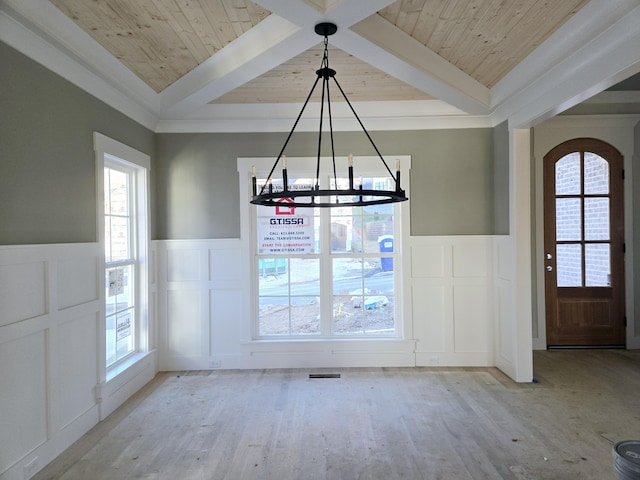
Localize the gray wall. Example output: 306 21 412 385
0 42 155 245
1 40 505 244
493 121 510 235
155 128 497 239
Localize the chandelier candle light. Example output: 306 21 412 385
250 22 408 208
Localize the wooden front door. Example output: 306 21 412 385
544 138 625 347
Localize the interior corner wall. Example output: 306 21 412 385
532 116 640 349
0 41 156 478
0 41 155 246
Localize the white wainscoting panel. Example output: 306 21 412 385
167 248 200 283
210 289 243 356
453 284 490 353
411 236 495 366
411 244 447 278
57 256 98 310
57 313 99 429
411 284 447 352
0 244 102 480
209 247 242 283
0 330 48 476
209 246 243 358
156 238 416 370
157 239 245 370
493 236 516 378
167 288 201 356
157 236 507 371
453 242 489 277
0 261 46 327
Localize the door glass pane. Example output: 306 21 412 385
556 198 582 241
584 198 609 241
556 154 581 195
585 243 610 286
557 244 582 287
584 153 609 194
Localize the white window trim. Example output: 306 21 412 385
94 132 151 383
238 155 412 343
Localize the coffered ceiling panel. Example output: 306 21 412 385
3 0 638 129
212 44 433 104
46 0 588 98
377 0 589 88
50 0 271 92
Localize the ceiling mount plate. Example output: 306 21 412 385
315 22 337 37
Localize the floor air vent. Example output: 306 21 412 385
309 373 341 379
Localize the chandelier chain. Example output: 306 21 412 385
250 22 407 207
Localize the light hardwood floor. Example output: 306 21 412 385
34 350 640 480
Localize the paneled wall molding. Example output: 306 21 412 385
156 236 508 372
409 235 498 368
156 238 245 371
0 242 157 479
0 243 102 479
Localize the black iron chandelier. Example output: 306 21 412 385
250 22 408 208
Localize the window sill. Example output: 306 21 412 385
106 350 154 384
241 337 409 346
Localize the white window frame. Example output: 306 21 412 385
238 155 412 342
95 133 150 380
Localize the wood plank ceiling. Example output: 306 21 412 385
48 0 589 103
378 0 589 89
50 0 270 93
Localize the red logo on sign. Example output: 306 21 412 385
275 198 295 215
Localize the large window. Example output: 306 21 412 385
95 133 150 372
104 164 137 365
251 157 406 339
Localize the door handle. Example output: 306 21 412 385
546 265 553 272
546 253 553 260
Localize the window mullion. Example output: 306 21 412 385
319 176 333 336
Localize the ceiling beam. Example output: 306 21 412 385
349 15 490 115
159 15 315 118
500 3 640 128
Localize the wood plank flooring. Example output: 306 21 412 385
34 350 640 479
